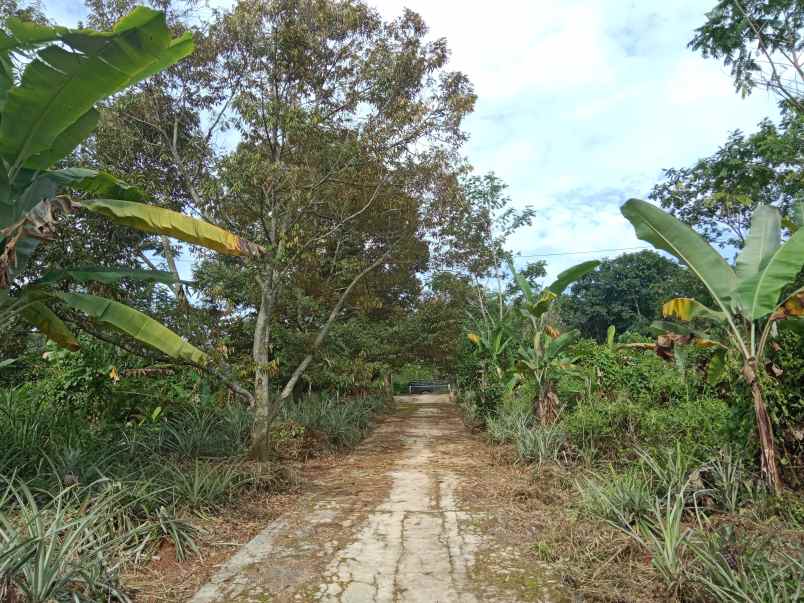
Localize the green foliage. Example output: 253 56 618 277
690 0 804 109
650 113 804 248
559 251 710 340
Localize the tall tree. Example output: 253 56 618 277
649 112 803 248
559 251 710 341
691 0 804 112
191 0 475 458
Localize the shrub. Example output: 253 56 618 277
636 491 692 594
160 461 253 511
155 402 252 458
487 402 533 444
562 395 733 459
0 481 134 603
636 445 701 501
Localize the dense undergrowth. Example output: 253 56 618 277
458 336 804 602
0 346 391 601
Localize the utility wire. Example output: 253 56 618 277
517 246 650 258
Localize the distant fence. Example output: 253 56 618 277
406 380 452 394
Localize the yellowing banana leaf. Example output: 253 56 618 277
693 338 720 349
80 198 265 257
0 8 193 169
772 288 804 320
21 301 79 351
53 291 207 365
662 297 724 322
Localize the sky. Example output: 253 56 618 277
46 0 780 283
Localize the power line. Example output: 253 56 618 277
517 246 650 258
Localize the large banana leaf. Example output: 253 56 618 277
735 228 804 320
21 301 79 351
0 8 193 170
81 198 265 257
36 268 178 286
735 205 781 281
546 260 599 295
53 291 207 365
621 199 736 311
23 110 100 170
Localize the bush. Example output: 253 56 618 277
691 527 804 602
562 395 733 459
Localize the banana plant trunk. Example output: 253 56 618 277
536 381 559 425
742 360 782 495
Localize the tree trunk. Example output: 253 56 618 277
278 254 388 401
160 235 188 306
249 280 277 461
742 360 782 495
249 255 387 460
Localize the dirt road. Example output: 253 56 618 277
190 394 567 602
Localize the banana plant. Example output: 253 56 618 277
622 199 804 494
467 308 514 387
516 327 580 423
0 9 263 366
509 260 599 423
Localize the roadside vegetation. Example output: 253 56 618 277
458 202 804 601
1 0 803 601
